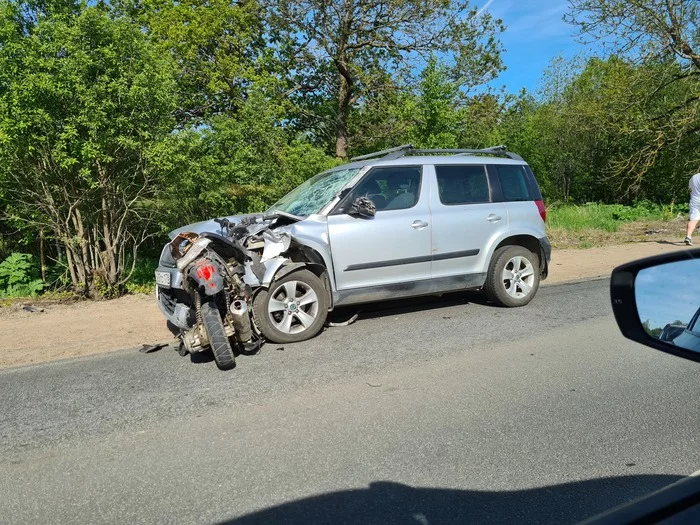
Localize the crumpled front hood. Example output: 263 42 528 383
168 214 258 240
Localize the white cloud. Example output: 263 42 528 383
475 0 498 18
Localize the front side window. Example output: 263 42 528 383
496 165 532 202
435 165 490 205
345 166 422 212
267 167 361 217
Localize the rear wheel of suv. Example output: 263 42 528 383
484 246 540 307
253 269 329 344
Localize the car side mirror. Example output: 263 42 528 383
610 248 700 363
349 197 376 218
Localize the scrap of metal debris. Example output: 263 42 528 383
327 311 360 327
366 383 382 388
139 343 169 353
22 305 44 313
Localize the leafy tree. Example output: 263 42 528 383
407 57 465 149
499 55 695 204
567 0 699 67
566 0 700 189
642 319 663 338
348 58 505 156
116 0 275 125
270 0 505 158
0 2 177 296
152 91 338 229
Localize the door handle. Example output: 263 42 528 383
487 214 502 223
411 220 428 229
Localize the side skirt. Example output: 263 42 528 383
333 273 487 307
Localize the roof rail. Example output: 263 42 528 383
350 144 414 161
451 145 524 161
350 144 523 162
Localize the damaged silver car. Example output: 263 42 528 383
155 145 551 369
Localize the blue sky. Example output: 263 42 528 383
479 0 585 94
636 259 700 330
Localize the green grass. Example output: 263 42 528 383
124 257 159 295
547 202 687 232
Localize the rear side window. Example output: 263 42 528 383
496 165 532 201
435 165 490 205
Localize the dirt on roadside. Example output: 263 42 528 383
1 240 693 370
0 294 174 370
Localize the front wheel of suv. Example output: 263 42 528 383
253 269 329 344
484 246 540 307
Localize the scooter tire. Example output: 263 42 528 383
201 299 235 370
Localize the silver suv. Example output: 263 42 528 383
156 145 550 344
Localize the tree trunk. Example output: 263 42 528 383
63 242 81 291
335 70 352 159
98 162 118 285
39 228 46 283
68 208 94 296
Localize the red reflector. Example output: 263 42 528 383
195 263 216 281
535 200 546 223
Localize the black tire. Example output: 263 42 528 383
484 246 540 307
253 269 329 344
200 299 235 370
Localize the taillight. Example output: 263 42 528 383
535 200 546 223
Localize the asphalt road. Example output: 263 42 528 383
2 279 700 524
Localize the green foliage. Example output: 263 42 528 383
0 253 44 297
151 91 339 228
642 319 663 339
44 255 72 289
0 0 699 300
642 319 664 339
271 0 505 157
117 0 273 124
563 0 700 201
406 57 465 149
0 1 177 296
498 54 700 204
124 257 159 295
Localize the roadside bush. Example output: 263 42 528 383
0 253 43 297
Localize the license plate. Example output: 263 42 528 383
155 271 171 287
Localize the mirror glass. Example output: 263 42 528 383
636 258 700 351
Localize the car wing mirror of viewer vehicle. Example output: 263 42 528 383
350 197 376 218
610 248 700 362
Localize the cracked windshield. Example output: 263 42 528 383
268 168 361 217
1 0 700 523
